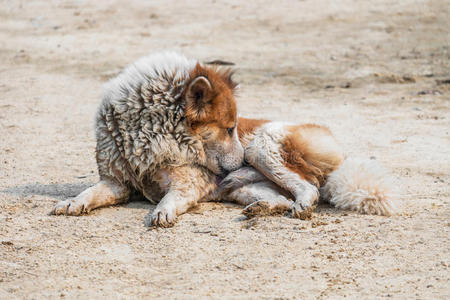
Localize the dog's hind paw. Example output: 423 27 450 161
243 199 290 219
290 203 315 220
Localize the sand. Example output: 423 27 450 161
0 0 449 298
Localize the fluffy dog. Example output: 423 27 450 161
217 118 397 218
50 52 396 226
50 52 244 227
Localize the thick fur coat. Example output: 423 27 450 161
96 53 204 202
51 52 244 227
51 53 396 227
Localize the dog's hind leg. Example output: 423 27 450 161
225 181 293 218
50 178 130 215
216 166 266 198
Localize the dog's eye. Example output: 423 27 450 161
227 127 234 136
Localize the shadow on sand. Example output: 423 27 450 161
1 182 93 200
1 182 153 211
1 182 340 218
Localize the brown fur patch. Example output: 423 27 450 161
237 117 269 147
237 117 268 139
184 63 237 127
183 63 240 145
281 124 345 187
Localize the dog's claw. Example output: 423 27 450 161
146 205 177 228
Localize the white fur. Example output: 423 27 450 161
229 181 293 214
322 157 397 216
103 52 196 102
244 123 319 211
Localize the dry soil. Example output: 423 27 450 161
0 0 449 299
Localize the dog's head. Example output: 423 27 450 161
184 63 244 176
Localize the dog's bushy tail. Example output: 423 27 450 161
322 157 397 216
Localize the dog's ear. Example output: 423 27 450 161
186 75 214 106
185 75 216 122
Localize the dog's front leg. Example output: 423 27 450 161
146 189 190 227
145 166 217 227
50 179 130 215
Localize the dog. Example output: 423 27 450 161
50 52 396 226
216 117 397 219
50 52 244 227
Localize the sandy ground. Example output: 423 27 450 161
0 0 449 298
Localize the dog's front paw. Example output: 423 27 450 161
50 197 89 216
145 203 177 228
